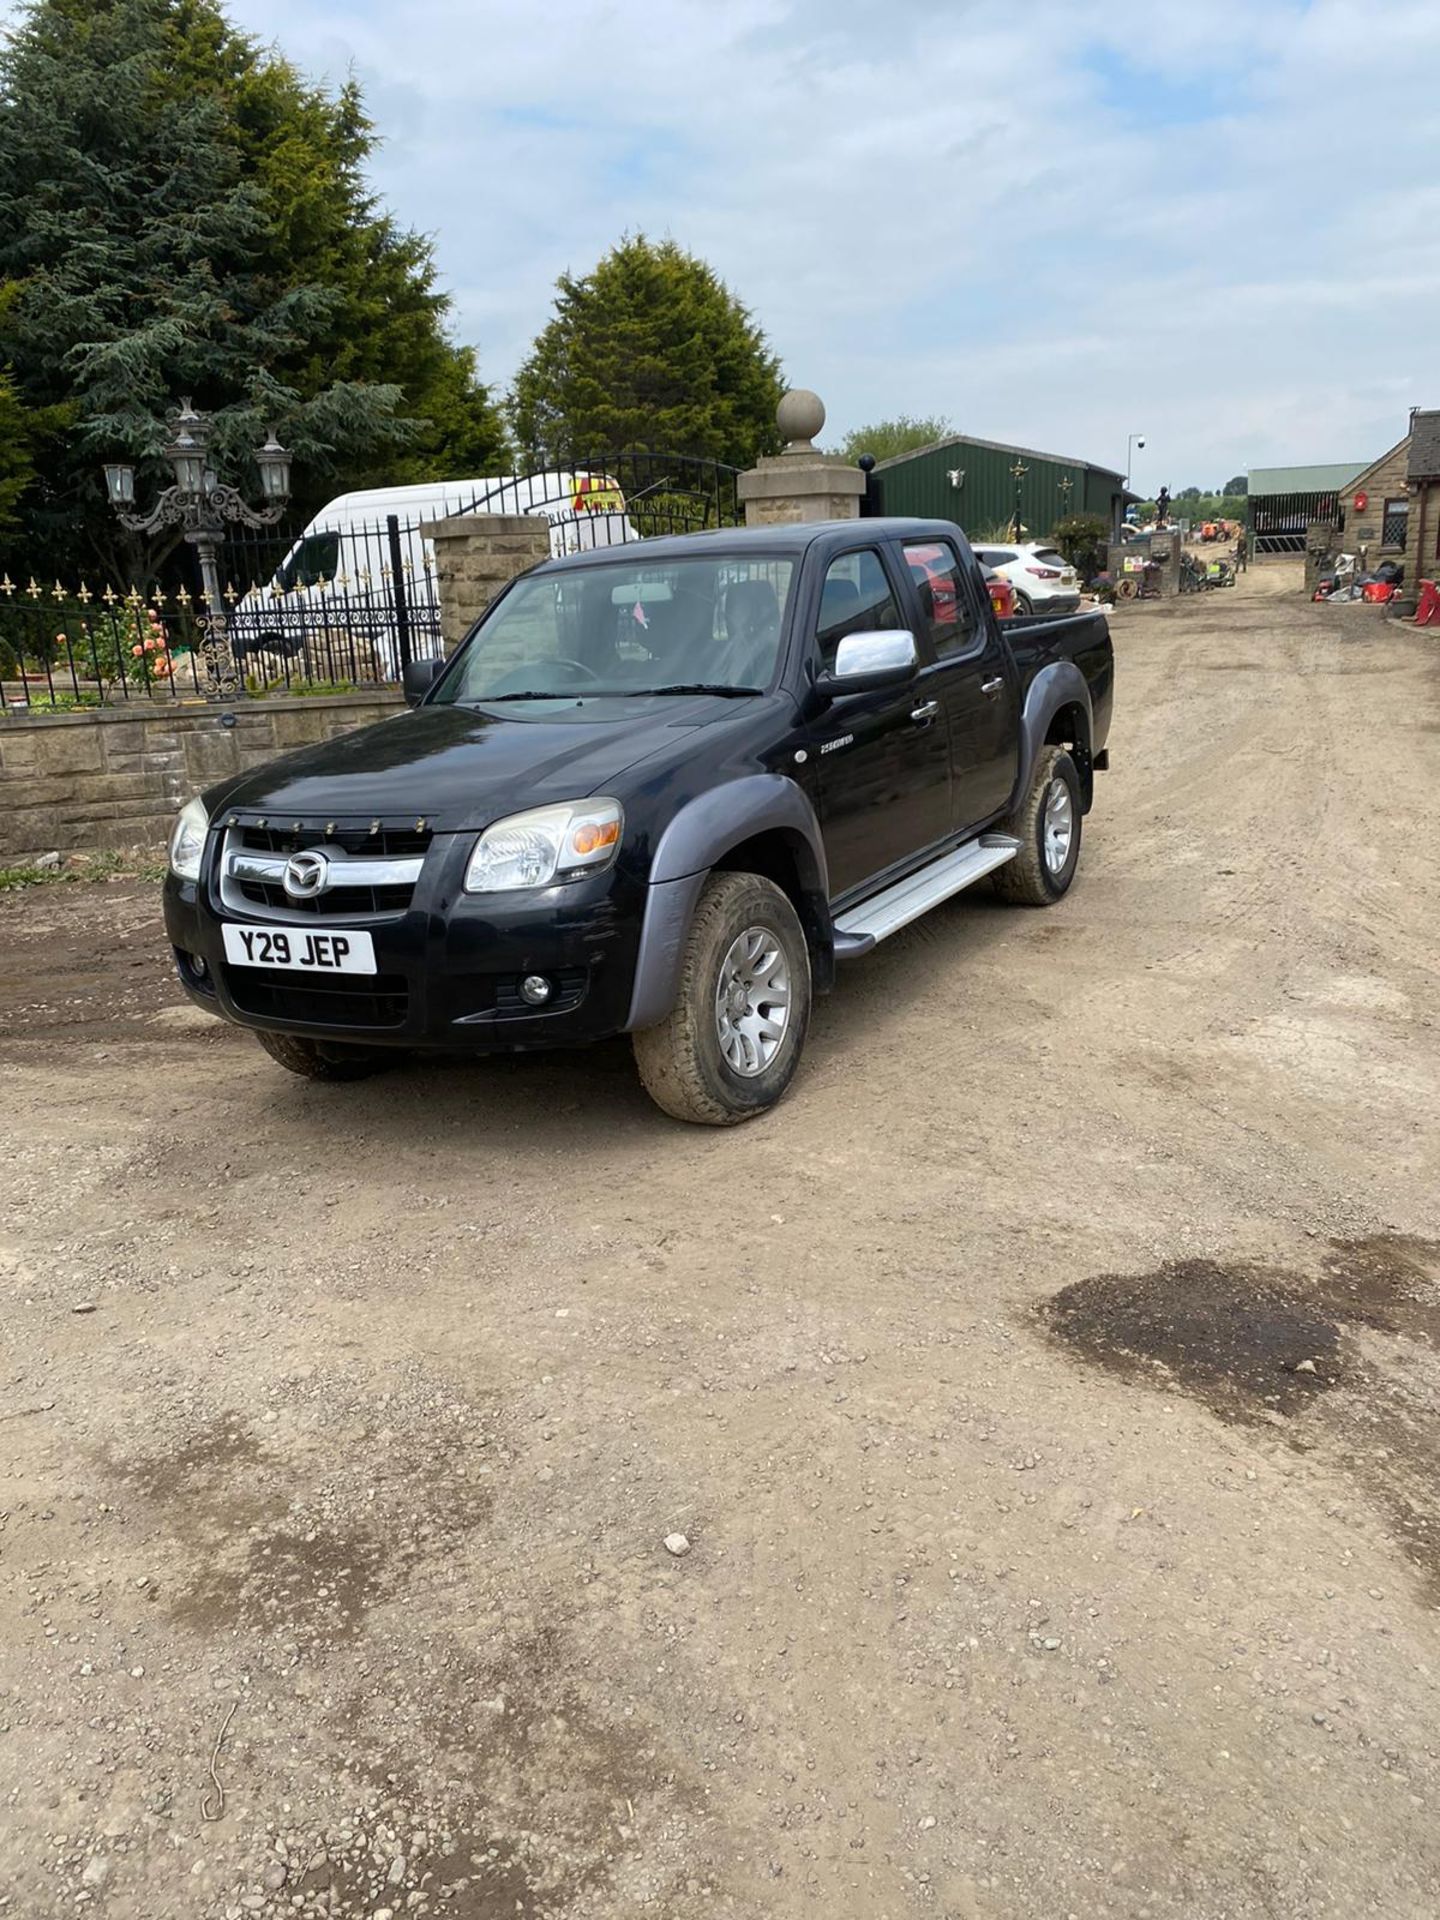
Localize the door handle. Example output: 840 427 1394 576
981 677 1004 697
910 699 940 724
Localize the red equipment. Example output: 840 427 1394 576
1416 579 1440 627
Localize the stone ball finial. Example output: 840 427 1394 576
777 388 825 454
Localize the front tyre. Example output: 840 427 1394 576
253 1030 395 1082
632 872 811 1126
992 745 1083 906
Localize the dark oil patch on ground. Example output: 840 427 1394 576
1045 1236 1439 1424
1045 1260 1340 1420
1044 1235 1440 1593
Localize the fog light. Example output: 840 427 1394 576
191 953 209 980
520 973 552 1006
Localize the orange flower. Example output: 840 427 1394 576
130 643 144 657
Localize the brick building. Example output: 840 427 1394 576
1336 407 1440 586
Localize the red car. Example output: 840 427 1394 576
905 541 1018 623
984 566 1017 619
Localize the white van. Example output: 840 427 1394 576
228 472 635 677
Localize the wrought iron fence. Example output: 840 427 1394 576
1 451 743 712
0 525 442 712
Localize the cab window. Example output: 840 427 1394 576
815 549 901 671
902 539 978 660
279 531 341 591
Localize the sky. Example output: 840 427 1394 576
10 0 1440 490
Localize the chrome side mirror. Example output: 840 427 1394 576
823 628 918 696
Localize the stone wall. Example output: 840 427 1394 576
425 513 552 652
1404 478 1438 591
0 691 402 861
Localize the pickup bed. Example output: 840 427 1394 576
163 517 1113 1124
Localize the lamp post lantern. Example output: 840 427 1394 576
101 398 292 696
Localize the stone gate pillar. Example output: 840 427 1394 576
424 512 551 653
737 390 865 528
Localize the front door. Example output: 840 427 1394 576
898 536 1019 833
810 547 953 900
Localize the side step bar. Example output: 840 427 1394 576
833 834 1021 956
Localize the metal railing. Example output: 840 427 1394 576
2 452 746 712
0 523 443 711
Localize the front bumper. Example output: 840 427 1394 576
164 827 645 1053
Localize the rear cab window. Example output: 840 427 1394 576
901 539 980 660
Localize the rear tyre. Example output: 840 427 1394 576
1012 591 1034 617
992 745 1083 906
632 872 811 1126
254 1030 394 1082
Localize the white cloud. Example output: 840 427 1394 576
5 0 1438 484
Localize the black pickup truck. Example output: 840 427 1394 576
163 518 1113 1124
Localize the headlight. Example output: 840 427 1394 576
464 798 623 893
168 795 209 881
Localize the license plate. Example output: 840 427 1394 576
222 923 377 975
1062 570 1077 586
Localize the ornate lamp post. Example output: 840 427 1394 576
1009 457 1029 541
102 400 292 696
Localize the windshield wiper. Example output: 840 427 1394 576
469 690 586 703
621 683 761 698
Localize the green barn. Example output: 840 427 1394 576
871 433 1129 541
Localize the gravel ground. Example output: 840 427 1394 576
2 563 1438 1920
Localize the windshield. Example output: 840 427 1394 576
278 530 340 591
433 553 797 703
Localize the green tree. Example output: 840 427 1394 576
0 366 35 548
1223 474 1247 495
0 0 507 580
511 235 784 466
836 415 952 464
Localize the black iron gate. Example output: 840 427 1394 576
450 451 742 546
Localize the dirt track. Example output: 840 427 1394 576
3 565 1438 1920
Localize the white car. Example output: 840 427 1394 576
970 542 1082 616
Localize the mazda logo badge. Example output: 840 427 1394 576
282 850 330 899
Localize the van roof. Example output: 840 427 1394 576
308 473 618 521
316 478 523 517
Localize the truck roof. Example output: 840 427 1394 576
537 517 971 570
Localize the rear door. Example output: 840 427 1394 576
898 536 1019 834
809 545 952 900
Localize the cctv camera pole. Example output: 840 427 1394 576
1126 432 1145 490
